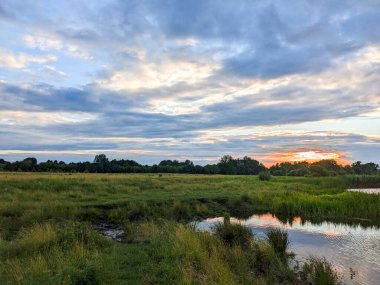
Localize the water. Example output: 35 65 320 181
195 214 380 285
347 188 380 194
93 222 124 242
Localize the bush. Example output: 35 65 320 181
259 171 271 181
214 219 253 248
266 228 289 259
301 257 342 285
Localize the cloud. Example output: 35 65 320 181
0 110 95 126
43 65 67 78
23 33 93 60
98 59 220 91
0 49 56 69
0 0 379 164
23 34 63 51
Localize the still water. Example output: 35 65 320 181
195 214 380 285
347 188 380 194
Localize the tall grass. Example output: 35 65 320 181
0 222 114 285
301 257 342 285
344 175 380 188
214 219 253 248
265 228 290 260
1 173 379 224
175 223 297 284
0 173 378 283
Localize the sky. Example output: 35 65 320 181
0 0 379 166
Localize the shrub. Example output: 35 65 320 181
301 257 342 285
214 220 253 248
259 171 271 181
266 228 289 259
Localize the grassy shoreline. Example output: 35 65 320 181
0 173 378 284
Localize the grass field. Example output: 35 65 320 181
0 172 379 284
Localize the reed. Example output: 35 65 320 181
265 228 290 260
301 257 342 285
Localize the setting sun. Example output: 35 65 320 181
260 150 350 166
284 150 352 165
289 151 340 162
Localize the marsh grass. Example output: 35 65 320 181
1 173 379 224
175 224 297 285
301 257 342 285
214 219 253 248
344 175 380 188
0 218 342 284
0 222 113 285
265 228 290 260
0 173 378 284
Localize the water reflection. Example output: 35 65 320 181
347 188 380 194
195 214 380 285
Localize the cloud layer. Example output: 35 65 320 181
0 0 379 165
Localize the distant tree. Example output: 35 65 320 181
158 160 181 167
311 160 341 174
309 165 330 177
238 156 265 175
17 157 38 171
218 155 265 175
270 162 294 176
1 155 379 176
0 158 8 171
352 161 379 175
94 154 109 173
204 164 220 174
218 155 236 174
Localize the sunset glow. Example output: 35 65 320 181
280 151 348 164
256 151 350 167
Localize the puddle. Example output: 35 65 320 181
93 222 124 242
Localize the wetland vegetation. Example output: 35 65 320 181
0 172 379 284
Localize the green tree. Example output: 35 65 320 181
94 154 109 173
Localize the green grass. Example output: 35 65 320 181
214 217 254 248
265 229 290 260
0 172 378 284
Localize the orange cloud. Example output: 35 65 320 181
257 150 351 167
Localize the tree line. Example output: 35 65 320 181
0 154 378 176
